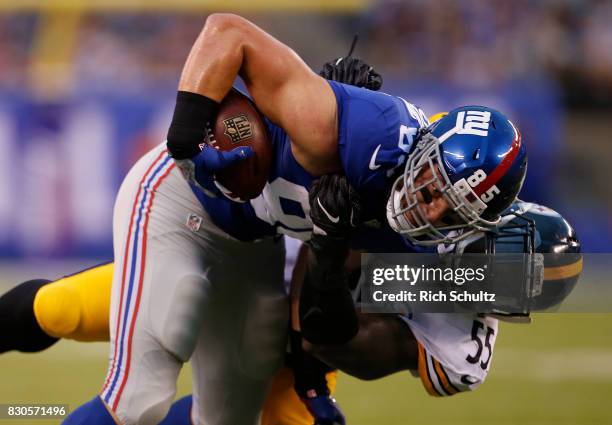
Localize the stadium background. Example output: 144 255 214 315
0 0 611 424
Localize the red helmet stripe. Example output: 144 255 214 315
474 130 522 196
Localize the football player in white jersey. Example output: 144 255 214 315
299 175 581 398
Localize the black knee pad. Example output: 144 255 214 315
0 279 59 353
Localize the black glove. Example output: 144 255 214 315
302 176 361 344
319 57 383 91
309 175 361 239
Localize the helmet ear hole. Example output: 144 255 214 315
472 149 480 160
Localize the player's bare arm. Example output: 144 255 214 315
304 313 418 381
179 13 340 174
291 242 418 381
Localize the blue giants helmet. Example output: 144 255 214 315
386 106 528 246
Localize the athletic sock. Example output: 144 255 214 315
62 396 116 425
0 279 58 353
159 395 193 425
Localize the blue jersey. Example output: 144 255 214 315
190 81 430 251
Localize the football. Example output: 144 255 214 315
208 88 272 200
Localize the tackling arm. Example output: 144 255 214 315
304 314 418 381
298 174 418 380
294 244 417 380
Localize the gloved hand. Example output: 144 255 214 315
319 57 383 91
309 175 361 238
301 394 346 425
175 144 253 201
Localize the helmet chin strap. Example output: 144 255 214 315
385 189 402 233
386 184 428 236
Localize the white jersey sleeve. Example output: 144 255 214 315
401 313 499 396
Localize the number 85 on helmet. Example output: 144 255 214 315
387 106 528 246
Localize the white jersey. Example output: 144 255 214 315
402 313 498 396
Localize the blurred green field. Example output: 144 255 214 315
1 314 612 425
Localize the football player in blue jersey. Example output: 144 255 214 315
1 54 382 425
165 13 526 247
16 13 528 425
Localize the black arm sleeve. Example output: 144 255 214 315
290 329 333 398
166 91 219 159
299 234 359 345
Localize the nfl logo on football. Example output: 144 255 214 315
223 114 253 144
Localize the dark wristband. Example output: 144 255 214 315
290 330 331 398
166 91 220 160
